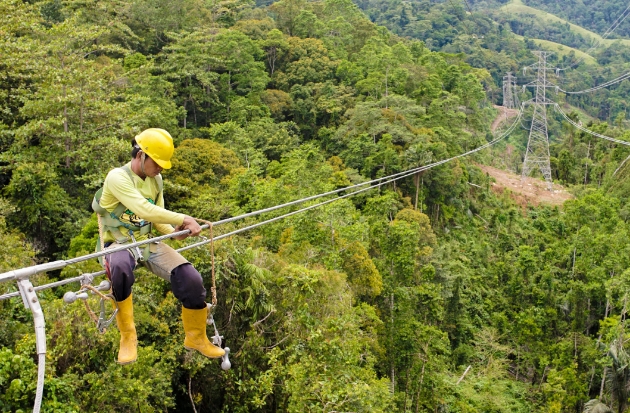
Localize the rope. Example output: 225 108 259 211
183 216 218 307
80 284 116 332
558 72 630 95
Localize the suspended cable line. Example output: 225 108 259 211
0 105 524 291
557 71 630 94
0 95 525 413
554 104 630 146
446 0 472 36
558 1 630 71
180 107 524 253
462 0 473 15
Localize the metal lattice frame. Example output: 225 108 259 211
502 72 518 109
522 51 556 191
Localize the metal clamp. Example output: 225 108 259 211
63 281 117 334
128 231 145 262
96 295 118 333
206 303 231 370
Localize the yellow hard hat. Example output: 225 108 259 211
135 128 174 169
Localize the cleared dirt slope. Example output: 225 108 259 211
477 164 573 207
492 105 520 133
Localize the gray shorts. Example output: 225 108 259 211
142 241 189 282
106 241 189 281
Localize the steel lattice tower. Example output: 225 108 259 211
522 51 555 191
502 72 518 109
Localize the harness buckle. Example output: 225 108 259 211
128 231 145 262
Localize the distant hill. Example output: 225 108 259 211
499 0 630 48
512 35 597 66
522 0 630 39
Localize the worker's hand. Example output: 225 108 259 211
173 216 202 240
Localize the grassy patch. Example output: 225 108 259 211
512 35 598 65
501 0 630 47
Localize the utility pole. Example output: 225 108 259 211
502 72 518 109
522 51 556 191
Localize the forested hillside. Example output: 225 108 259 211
2 0 630 412
354 0 630 124
522 0 630 39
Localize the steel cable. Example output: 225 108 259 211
0 106 523 285
555 104 630 146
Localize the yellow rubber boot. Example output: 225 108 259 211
182 307 225 358
115 294 138 365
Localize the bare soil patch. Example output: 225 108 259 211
477 164 574 207
492 105 520 133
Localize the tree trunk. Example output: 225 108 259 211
584 140 591 185
390 292 395 394
414 173 420 210
599 366 606 400
415 359 426 413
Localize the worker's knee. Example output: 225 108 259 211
171 264 207 309
106 250 137 301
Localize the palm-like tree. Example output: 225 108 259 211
587 339 630 413
583 399 613 413
607 339 630 413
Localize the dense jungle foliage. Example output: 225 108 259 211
2 0 630 412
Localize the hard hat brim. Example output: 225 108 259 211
154 159 172 169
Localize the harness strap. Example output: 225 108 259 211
92 164 163 244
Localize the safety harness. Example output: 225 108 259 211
92 164 163 264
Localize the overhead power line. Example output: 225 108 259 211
554 104 630 146
558 71 630 94
0 105 525 292
558 1 630 71
447 0 471 36
462 0 474 16
180 107 524 253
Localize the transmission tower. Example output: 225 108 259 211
522 51 557 191
502 72 518 109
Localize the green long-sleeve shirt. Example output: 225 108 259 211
99 162 185 243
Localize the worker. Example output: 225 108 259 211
93 128 225 364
